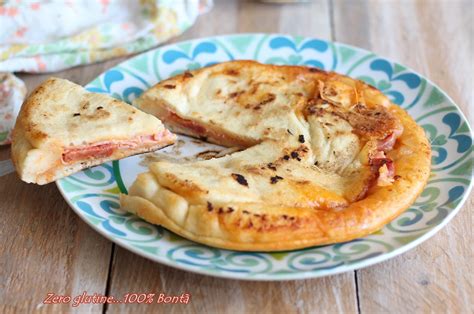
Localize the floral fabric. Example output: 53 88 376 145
0 73 26 145
0 0 212 73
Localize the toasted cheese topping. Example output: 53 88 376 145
134 61 403 212
121 61 432 251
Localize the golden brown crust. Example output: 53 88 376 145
121 61 431 251
121 106 430 251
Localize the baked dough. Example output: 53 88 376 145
12 77 175 185
121 61 431 251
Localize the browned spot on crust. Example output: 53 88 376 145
163 173 206 195
183 71 194 78
30 130 48 140
196 150 221 160
251 93 276 110
229 91 244 98
233 211 303 232
366 84 378 91
226 69 239 76
81 100 90 110
84 109 111 120
245 166 265 175
295 180 310 185
163 84 176 89
298 134 305 143
324 87 338 97
231 173 248 187
270 175 283 184
267 163 277 171
309 67 323 73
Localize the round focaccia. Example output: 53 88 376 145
120 60 431 251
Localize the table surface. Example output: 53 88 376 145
1 1 472 313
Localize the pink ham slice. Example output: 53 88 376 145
61 132 171 164
62 143 116 163
168 112 207 134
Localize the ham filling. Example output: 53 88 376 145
168 112 207 134
370 132 400 186
61 131 172 164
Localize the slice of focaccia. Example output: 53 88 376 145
11 77 176 185
121 60 431 251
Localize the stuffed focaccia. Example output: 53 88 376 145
121 60 431 251
11 77 175 185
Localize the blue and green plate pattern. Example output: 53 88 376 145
56 34 473 281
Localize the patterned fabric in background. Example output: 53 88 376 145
0 0 212 73
0 73 26 145
0 0 212 145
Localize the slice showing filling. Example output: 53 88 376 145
11 77 178 185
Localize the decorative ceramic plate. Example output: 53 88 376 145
56 34 473 281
